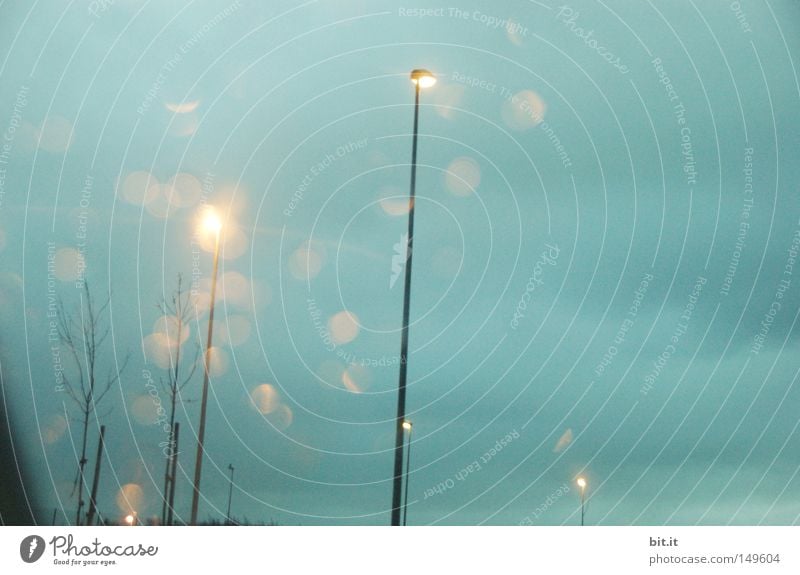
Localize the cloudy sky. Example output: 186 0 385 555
1 0 799 525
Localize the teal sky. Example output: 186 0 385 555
1 0 799 525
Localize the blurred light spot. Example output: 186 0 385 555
120 171 160 206
266 404 293 430
43 414 68 444
164 173 202 208
289 242 323 280
506 19 525 46
189 290 211 318
328 311 359 345
445 156 481 196
143 333 177 370
37 116 73 152
224 315 251 347
378 187 411 216
219 271 251 308
145 192 171 219
431 246 462 278
153 315 190 347
431 83 465 120
194 209 246 259
115 483 143 515
317 360 345 388
220 223 247 260
201 346 228 377
553 428 573 453
215 184 249 218
501 90 546 131
131 395 160 425
54 247 84 282
341 363 371 393
168 113 199 137
250 384 280 414
165 100 200 114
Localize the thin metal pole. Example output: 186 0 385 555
402 426 412 526
190 229 221 525
580 488 585 526
167 422 179 526
391 83 420 526
85 425 106 526
226 464 234 525
162 316 182 526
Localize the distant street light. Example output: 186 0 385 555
190 206 223 526
402 420 413 526
391 69 435 527
226 464 235 526
577 476 587 526
124 512 137 526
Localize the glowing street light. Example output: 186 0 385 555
410 69 437 89
202 209 222 235
124 512 137 526
577 476 587 526
391 69 435 526
402 420 413 526
190 206 223 526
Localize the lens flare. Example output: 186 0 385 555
152 315 190 347
116 483 143 515
143 333 177 370
289 242 323 280
250 384 280 414
501 89 546 130
53 248 84 282
445 156 481 197
119 171 160 206
328 311 360 345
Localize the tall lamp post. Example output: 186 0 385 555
577 476 587 526
391 69 436 526
190 207 223 526
402 420 413 526
226 464 235 525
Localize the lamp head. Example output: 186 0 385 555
402 420 413 431
577 477 587 489
410 69 436 89
202 207 222 235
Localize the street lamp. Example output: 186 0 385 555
124 512 137 526
226 464 235 526
391 69 435 526
190 206 223 526
577 476 587 526
402 420 413 526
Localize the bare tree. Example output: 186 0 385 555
157 274 199 525
56 282 129 526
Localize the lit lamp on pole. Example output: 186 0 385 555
124 511 137 526
577 476 587 526
402 420 413 526
391 69 435 526
190 206 223 526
